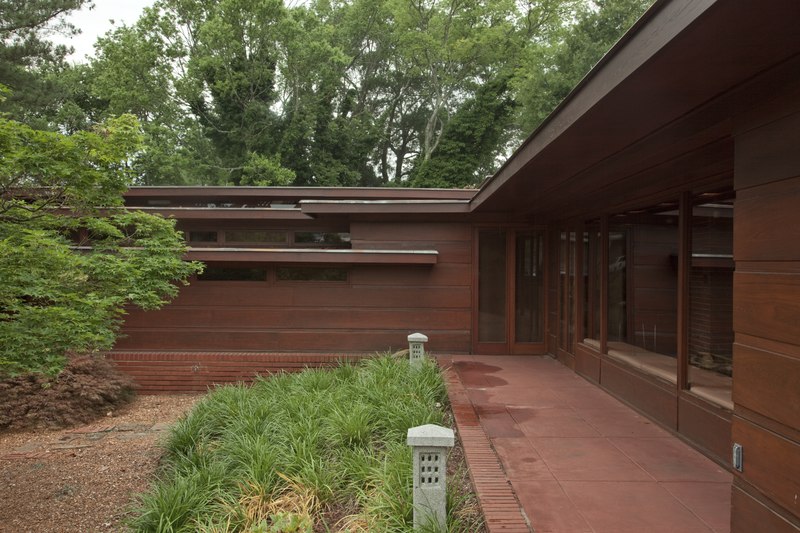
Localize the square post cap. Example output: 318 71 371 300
408 332 429 343
407 424 454 447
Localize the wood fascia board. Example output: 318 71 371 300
184 247 439 265
124 206 314 220
469 0 715 212
299 199 471 215
124 186 477 201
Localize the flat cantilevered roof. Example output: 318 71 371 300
470 0 800 220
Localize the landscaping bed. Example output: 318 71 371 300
130 356 484 532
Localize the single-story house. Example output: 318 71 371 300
110 0 800 530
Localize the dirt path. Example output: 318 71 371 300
0 394 202 533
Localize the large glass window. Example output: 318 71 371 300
294 232 351 247
607 228 628 343
582 222 602 344
188 231 218 243
515 232 544 343
606 202 680 381
558 231 577 353
688 195 733 404
198 267 267 281
478 229 507 343
225 230 288 244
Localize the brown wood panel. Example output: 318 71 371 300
350 222 471 242
732 416 800 520
123 307 471 331
350 240 471 263
114 329 471 353
734 342 800 432
734 67 800 137
349 263 470 287
168 285 471 309
186 248 438 265
735 178 800 261
678 394 732 467
734 271 800 347
732 483 800 533
575 343 601 383
735 111 800 190
600 358 678 430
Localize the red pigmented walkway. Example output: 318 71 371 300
440 355 731 533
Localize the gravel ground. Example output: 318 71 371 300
0 394 202 533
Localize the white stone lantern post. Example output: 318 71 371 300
407 332 429 368
407 424 454 531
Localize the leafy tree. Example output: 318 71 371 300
0 0 90 128
410 75 516 188
72 0 652 188
0 90 202 376
513 0 655 132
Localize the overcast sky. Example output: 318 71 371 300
51 0 155 63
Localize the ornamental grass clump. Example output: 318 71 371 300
129 355 483 532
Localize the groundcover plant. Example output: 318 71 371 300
129 355 482 532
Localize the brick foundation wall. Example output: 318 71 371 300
107 352 369 393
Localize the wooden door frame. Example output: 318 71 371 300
472 225 548 355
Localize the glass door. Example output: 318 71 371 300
475 228 545 354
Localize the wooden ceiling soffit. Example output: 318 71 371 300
471 0 800 216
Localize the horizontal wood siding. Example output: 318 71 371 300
732 104 800 528
114 220 472 390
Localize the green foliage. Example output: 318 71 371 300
129 356 478 532
0 109 202 376
5 0 653 188
240 153 295 186
411 75 516 188
514 0 655 132
0 0 89 128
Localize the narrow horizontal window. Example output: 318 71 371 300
294 232 351 246
188 231 218 243
198 267 267 281
225 230 288 244
276 267 347 282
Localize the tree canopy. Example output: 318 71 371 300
5 0 654 187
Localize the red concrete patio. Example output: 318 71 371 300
441 355 732 533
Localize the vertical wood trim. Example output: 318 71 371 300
677 191 691 390
600 216 609 355
506 230 516 349
575 224 585 347
587 225 596 341
471 226 480 354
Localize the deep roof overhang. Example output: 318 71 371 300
470 0 800 221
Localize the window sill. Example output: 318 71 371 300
582 339 733 411
605 342 677 385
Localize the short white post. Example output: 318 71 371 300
407 424 454 531
407 332 429 368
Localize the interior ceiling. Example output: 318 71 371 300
472 0 800 222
